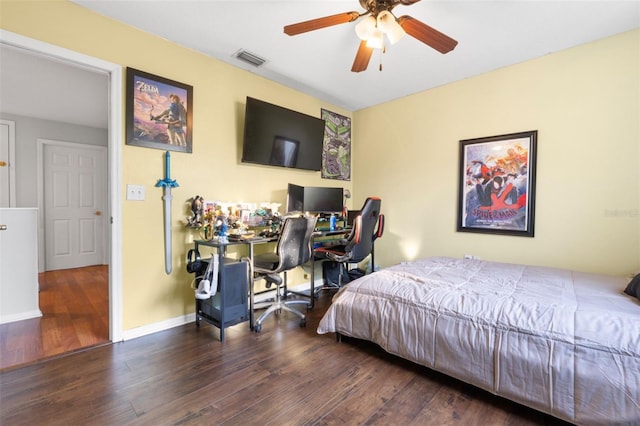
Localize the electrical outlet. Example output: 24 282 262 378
126 184 145 201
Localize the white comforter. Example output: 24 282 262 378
317 257 640 425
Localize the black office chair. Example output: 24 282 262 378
252 215 317 332
316 197 384 288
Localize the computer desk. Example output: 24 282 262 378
194 228 349 335
286 227 351 309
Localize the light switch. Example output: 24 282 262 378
127 184 145 201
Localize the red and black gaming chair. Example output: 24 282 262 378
315 196 384 288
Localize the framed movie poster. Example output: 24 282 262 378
457 130 537 237
125 68 193 153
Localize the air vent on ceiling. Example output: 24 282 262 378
233 49 267 67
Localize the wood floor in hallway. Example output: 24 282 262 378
0 265 109 371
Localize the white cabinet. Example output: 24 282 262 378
0 208 42 323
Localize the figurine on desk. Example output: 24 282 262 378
258 213 282 238
186 195 204 227
217 220 229 243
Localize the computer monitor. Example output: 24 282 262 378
346 210 359 227
303 186 343 214
286 183 305 213
286 183 343 214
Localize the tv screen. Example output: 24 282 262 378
287 183 343 214
242 97 325 171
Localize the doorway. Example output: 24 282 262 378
39 140 108 271
0 30 123 352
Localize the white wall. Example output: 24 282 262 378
0 113 107 208
0 208 41 324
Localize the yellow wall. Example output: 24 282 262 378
0 0 352 330
2 1 638 333
353 29 640 276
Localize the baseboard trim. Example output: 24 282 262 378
122 313 196 341
121 279 321 341
0 309 42 325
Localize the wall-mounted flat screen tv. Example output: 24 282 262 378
241 97 325 171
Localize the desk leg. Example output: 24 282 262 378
195 241 201 327
370 243 375 274
218 247 226 342
248 242 255 330
195 299 201 327
309 254 315 309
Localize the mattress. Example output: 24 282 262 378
317 257 640 425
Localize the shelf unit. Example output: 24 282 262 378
193 241 249 342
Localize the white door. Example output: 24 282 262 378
0 119 16 208
44 142 107 271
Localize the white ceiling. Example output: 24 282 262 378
1 1 638 129
0 44 109 129
71 0 639 111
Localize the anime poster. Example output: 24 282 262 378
321 109 351 181
125 68 192 153
457 131 537 237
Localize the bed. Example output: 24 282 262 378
317 257 640 425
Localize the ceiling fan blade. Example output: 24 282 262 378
397 16 458 54
284 12 360 36
351 40 373 72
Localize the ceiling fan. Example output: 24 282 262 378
284 0 458 72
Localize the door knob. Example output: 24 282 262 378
0 225 7 231
95 211 102 216
0 161 6 167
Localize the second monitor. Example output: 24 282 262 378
286 183 343 214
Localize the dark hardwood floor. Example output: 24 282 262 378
0 288 571 425
0 265 110 371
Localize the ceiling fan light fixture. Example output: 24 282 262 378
377 10 405 45
366 28 384 49
355 15 376 40
283 1 458 73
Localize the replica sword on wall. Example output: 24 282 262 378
156 150 179 274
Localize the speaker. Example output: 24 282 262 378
186 248 202 274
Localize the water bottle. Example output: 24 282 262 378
329 214 336 231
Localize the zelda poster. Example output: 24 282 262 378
126 68 192 153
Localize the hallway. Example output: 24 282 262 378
0 265 109 371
